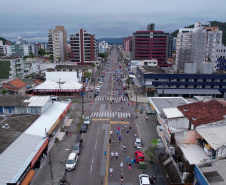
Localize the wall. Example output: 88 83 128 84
174 130 202 144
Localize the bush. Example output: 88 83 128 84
55 137 59 143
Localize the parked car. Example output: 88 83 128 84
134 137 142 148
139 174 150 185
135 151 145 163
80 124 88 133
96 86 101 92
123 86 127 90
66 153 78 170
84 116 91 126
94 90 99 96
72 142 82 155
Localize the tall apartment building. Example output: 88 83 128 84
132 24 170 67
176 22 223 72
70 28 96 64
48 26 68 62
123 36 132 57
0 40 11 56
99 41 108 53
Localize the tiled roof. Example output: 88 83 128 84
2 78 27 90
34 80 43 84
178 100 226 127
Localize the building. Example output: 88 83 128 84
168 35 174 58
11 36 31 57
123 36 132 57
135 66 226 98
2 78 27 95
214 45 226 72
0 56 25 79
175 22 223 72
132 24 170 67
95 39 99 56
48 26 68 62
0 40 12 56
99 41 108 53
70 28 96 64
0 96 71 185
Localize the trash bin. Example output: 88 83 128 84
139 161 146 169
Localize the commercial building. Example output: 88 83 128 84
48 26 68 62
70 28 96 64
135 66 226 98
0 56 25 79
0 96 71 185
132 24 170 67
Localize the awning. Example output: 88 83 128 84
133 77 142 88
21 170 35 185
157 88 221 95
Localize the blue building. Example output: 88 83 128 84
216 58 226 72
135 66 226 98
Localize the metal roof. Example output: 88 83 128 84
46 72 79 82
196 124 226 150
148 97 189 114
24 96 50 107
157 88 221 95
0 102 70 184
162 107 184 119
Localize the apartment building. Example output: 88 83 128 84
0 40 11 56
215 45 226 71
132 24 170 67
99 41 108 53
0 56 25 79
123 36 132 57
176 22 223 72
48 26 68 62
70 28 96 64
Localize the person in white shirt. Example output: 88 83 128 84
111 151 114 160
109 167 113 177
110 130 113 136
115 151 118 159
120 162 123 171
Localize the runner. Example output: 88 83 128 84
128 164 132 173
131 158 134 167
119 135 121 143
120 162 123 171
104 150 107 157
117 130 119 135
109 167 113 177
123 144 126 152
110 130 113 136
129 125 132 131
112 138 115 145
127 129 129 135
111 151 114 160
126 156 130 164
115 151 118 159
122 126 125 133
120 175 124 185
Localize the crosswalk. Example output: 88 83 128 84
95 96 128 101
91 112 131 118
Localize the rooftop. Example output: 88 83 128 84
55 64 93 70
162 107 185 119
157 89 221 95
138 66 165 74
0 56 22 60
198 159 226 185
2 78 27 90
178 100 226 127
0 114 39 154
148 97 189 115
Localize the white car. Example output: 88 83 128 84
66 153 78 170
96 86 101 91
139 174 150 185
134 137 142 148
84 116 91 126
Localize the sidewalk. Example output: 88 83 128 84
128 83 148 103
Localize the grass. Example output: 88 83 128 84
72 100 80 103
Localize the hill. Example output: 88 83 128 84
0 37 8 44
97 37 124 44
171 21 226 45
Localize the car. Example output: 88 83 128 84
66 153 78 170
80 124 88 133
94 90 99 96
124 90 128 95
96 86 101 91
139 174 150 185
99 81 103 85
135 151 145 163
72 142 82 155
83 116 91 126
101 74 105 77
123 86 127 90
134 137 142 148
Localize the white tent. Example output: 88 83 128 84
61 80 83 90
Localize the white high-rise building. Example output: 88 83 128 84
99 41 108 53
0 40 12 56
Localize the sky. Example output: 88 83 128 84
0 0 225 42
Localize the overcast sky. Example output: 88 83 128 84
0 0 225 42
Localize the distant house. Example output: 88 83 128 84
2 78 27 95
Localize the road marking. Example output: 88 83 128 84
92 118 110 121
95 139 97 150
104 120 111 185
91 112 94 117
90 157 94 174
110 121 130 124
97 127 99 135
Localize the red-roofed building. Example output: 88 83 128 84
2 78 27 95
178 100 226 127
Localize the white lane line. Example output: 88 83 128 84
123 113 125 117
102 112 104 117
113 112 114 117
91 112 93 117
97 127 99 135
96 112 99 117
104 112 106 117
95 139 97 150
90 157 94 174
128 113 130 117
110 112 111 118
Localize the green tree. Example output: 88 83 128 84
83 71 91 79
38 48 46 56
126 77 130 89
0 53 6 56
1 89 8 96
49 55 53 61
92 62 96 67
144 145 158 163
98 53 108 59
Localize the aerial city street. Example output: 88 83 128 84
0 1 226 185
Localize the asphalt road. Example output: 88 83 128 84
67 46 143 185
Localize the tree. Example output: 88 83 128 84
0 53 6 56
49 55 53 62
92 62 96 67
144 146 158 163
38 48 46 56
83 71 91 79
98 53 107 59
1 89 8 96
126 77 130 89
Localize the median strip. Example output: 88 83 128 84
92 118 110 121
